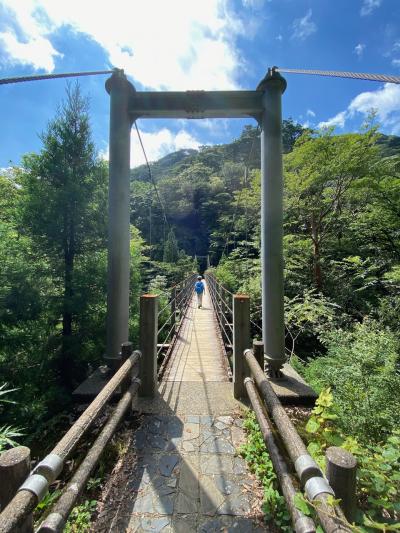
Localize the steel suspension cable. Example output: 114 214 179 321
275 67 400 84
134 121 170 234
0 70 114 86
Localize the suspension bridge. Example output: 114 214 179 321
1 66 394 532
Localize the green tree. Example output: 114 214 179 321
163 228 179 263
19 83 106 388
285 128 378 290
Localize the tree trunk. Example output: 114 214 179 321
311 214 322 290
61 210 75 388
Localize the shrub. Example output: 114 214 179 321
303 321 400 443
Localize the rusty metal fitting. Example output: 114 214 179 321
19 473 48 500
305 476 335 501
294 454 322 486
33 453 64 483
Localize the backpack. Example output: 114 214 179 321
195 281 204 294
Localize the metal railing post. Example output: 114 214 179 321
233 294 250 399
139 294 158 397
171 287 177 334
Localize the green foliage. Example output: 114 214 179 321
304 389 400 529
285 290 338 360
0 425 24 452
35 489 62 512
65 500 97 533
163 229 179 263
303 322 400 443
0 383 24 451
239 410 292 531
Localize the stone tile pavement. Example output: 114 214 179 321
96 413 267 532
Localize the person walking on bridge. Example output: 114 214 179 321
194 275 205 308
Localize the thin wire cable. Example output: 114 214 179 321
221 126 260 258
0 70 114 85
276 68 400 84
134 121 170 232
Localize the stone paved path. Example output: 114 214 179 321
93 288 267 532
95 414 266 532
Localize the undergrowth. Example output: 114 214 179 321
304 388 400 531
239 410 292 532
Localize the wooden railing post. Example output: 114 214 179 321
0 446 33 532
139 294 158 397
326 447 357 523
233 294 250 399
253 340 264 372
120 341 133 393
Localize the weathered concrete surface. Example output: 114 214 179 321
93 414 266 532
269 364 317 405
135 381 247 415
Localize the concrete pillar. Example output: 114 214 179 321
233 294 250 399
258 68 287 374
326 447 357 523
139 295 158 397
0 446 32 532
105 69 135 359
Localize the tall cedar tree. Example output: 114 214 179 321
20 83 99 388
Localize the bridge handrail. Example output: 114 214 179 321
243 346 353 533
205 273 234 349
0 346 141 533
157 273 197 370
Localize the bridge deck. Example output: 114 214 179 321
92 284 267 532
162 285 229 382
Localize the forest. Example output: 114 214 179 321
1 84 399 530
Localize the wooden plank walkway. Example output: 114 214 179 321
162 283 229 382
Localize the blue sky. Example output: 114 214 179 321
0 0 399 168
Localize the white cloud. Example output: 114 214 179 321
0 0 246 90
317 83 400 134
318 111 347 129
131 127 203 167
354 43 366 57
306 109 316 117
0 30 62 70
360 0 382 16
348 83 400 125
276 34 283 41
291 9 317 41
392 59 400 67
100 126 203 166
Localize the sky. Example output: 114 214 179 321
0 0 400 168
